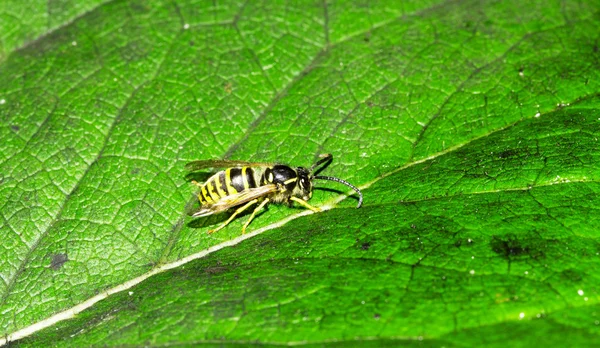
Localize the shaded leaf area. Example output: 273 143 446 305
21 109 600 346
0 0 111 60
0 0 442 335
369 107 600 204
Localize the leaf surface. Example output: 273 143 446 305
0 0 111 60
1 0 599 345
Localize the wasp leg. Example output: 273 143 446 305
191 180 203 188
242 198 270 234
208 199 258 234
290 196 321 213
191 180 205 202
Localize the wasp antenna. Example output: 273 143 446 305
309 154 333 173
314 175 363 208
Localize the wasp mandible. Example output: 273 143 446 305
185 154 363 234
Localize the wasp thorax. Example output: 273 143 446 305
266 165 298 192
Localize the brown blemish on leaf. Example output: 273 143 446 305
50 253 69 270
490 234 545 260
224 82 233 94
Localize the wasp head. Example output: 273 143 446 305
294 167 313 201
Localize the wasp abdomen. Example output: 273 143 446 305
228 168 244 192
228 167 260 192
198 166 261 205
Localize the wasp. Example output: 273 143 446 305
185 154 363 234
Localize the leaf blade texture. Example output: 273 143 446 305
1 0 599 345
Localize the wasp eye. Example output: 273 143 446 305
301 178 309 188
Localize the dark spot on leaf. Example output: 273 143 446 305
21 190 38 202
131 167 140 175
258 239 275 248
490 234 545 260
204 266 228 275
454 240 462 248
374 313 381 320
50 253 68 270
361 242 371 250
189 40 195 46
120 41 149 62
498 150 516 159
11 125 20 131
560 269 582 282
58 147 79 166
129 1 150 13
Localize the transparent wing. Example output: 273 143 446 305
190 184 279 217
185 159 275 172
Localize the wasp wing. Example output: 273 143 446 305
185 159 275 172
190 184 279 217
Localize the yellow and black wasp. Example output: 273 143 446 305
185 154 363 234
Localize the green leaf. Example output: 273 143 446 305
0 0 111 60
1 0 599 346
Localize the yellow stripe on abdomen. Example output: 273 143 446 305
207 179 221 201
214 172 227 198
241 167 249 190
201 184 213 204
225 168 238 193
